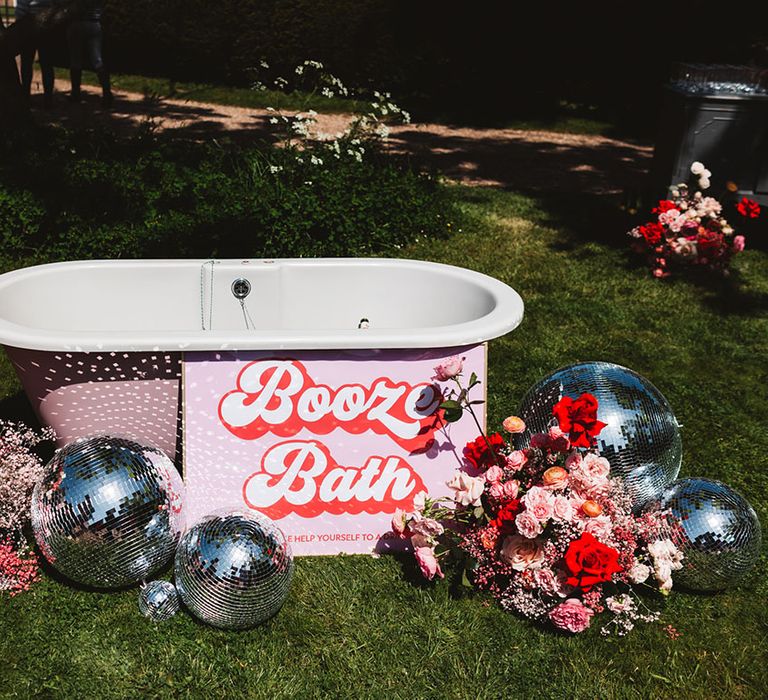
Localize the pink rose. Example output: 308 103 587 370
502 416 526 433
391 509 407 536
583 515 613 542
503 479 520 500
499 535 545 570
514 509 543 539
506 451 527 469
522 486 554 522
533 568 569 598
446 472 485 507
484 465 504 484
548 598 594 633
414 547 444 580
570 453 611 498
627 561 651 584
551 495 574 522
733 235 745 252
488 482 505 500
432 355 464 381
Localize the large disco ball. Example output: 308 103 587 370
174 511 294 630
650 478 762 591
139 580 180 622
516 362 682 509
31 435 185 588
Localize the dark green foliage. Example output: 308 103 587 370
0 126 455 262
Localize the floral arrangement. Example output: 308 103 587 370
0 420 54 595
393 357 683 635
628 161 760 277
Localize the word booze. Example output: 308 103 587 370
243 440 424 519
219 359 441 451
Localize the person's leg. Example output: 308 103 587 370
67 22 83 101
19 45 36 97
36 39 55 106
86 21 112 107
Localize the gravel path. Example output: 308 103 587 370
29 77 653 196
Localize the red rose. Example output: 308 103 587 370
652 200 677 214
552 393 607 448
488 498 521 531
736 197 760 219
464 432 505 470
638 222 664 245
563 532 622 591
696 229 725 259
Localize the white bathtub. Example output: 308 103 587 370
0 258 524 460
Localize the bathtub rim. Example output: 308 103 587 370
0 257 524 352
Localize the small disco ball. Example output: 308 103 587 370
515 362 682 509
174 511 294 630
139 580 180 622
650 477 762 591
31 435 185 589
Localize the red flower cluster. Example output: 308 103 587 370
464 432 505 470
638 222 664 245
488 499 521 531
552 393 606 448
563 532 623 592
652 200 677 214
736 197 761 219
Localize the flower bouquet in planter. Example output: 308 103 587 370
628 162 760 277
393 359 683 636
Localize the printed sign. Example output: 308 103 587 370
184 346 485 555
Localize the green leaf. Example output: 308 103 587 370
443 407 463 423
440 400 461 410
461 567 474 588
473 505 485 519
468 400 485 406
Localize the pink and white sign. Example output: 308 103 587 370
183 346 485 555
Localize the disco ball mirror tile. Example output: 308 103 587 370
652 477 762 591
515 362 682 509
139 580 180 621
31 435 185 588
174 511 294 630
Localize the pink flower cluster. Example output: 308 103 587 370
395 391 683 636
0 420 55 535
627 162 758 277
0 540 41 596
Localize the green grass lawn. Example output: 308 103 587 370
1 187 766 699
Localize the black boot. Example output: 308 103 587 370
96 68 113 108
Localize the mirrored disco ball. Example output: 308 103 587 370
139 580 180 621
651 477 762 591
174 511 294 630
516 362 682 509
31 435 185 588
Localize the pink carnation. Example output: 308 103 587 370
548 598 594 633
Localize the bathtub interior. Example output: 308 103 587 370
0 259 498 334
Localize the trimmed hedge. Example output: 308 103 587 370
88 2 768 127
0 125 457 263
